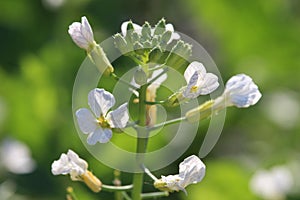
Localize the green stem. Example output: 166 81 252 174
148 116 186 131
122 192 132 200
132 84 148 200
141 192 169 199
129 55 144 66
115 191 123 200
102 184 133 192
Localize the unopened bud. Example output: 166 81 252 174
114 33 131 54
166 40 191 70
141 22 151 39
154 18 166 35
160 30 172 48
134 67 147 85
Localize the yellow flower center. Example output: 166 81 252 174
97 115 110 128
190 86 198 93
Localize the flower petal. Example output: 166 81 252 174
106 103 129 128
184 61 206 84
161 174 184 192
81 16 94 45
183 71 200 99
51 153 70 175
225 74 262 108
76 108 97 134
178 155 206 187
165 23 180 41
88 88 115 117
121 21 142 36
196 72 219 95
68 16 94 50
87 128 112 145
67 149 88 173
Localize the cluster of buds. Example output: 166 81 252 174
114 19 191 70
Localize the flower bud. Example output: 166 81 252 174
114 33 131 54
166 40 191 70
134 67 147 85
154 18 166 35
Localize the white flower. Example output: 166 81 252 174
0 139 36 174
51 150 102 192
68 16 95 51
223 74 262 108
183 61 219 99
121 21 180 44
154 155 206 194
250 166 293 200
76 88 129 145
51 149 88 180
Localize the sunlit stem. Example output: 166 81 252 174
111 72 138 90
122 192 132 200
141 164 158 181
141 191 169 199
144 100 166 105
101 184 133 192
148 116 187 131
132 84 149 200
129 55 145 66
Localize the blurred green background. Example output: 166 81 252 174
0 0 299 199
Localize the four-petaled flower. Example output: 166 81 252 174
76 88 129 145
154 155 206 194
68 16 95 51
222 74 262 108
183 61 219 99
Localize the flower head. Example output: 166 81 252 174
154 155 206 194
183 61 219 99
68 16 95 51
223 74 262 108
76 88 129 145
51 149 102 192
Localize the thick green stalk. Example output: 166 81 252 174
132 84 148 200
